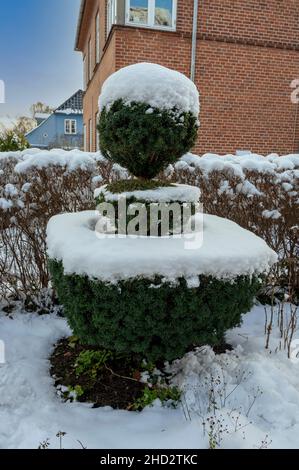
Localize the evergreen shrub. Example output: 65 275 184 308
98 100 198 179
49 259 260 362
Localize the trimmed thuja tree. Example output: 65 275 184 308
48 63 276 362
98 100 198 179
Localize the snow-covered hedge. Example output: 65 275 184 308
0 149 127 307
168 152 298 295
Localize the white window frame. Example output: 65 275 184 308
125 0 177 31
95 11 100 64
107 0 117 37
65 119 77 135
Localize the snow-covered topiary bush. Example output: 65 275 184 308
98 63 199 179
47 210 277 361
47 64 277 364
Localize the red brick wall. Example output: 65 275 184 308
197 0 299 49
114 28 191 75
196 41 299 155
195 0 299 154
80 0 299 154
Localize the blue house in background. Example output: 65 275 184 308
26 90 84 150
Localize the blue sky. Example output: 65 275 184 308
0 0 82 118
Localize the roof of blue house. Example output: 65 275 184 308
26 90 84 150
56 89 84 112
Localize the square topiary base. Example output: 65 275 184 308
49 260 260 362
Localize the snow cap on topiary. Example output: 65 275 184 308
99 62 200 118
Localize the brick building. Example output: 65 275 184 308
75 0 299 155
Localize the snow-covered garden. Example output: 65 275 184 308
0 302 299 449
0 64 298 450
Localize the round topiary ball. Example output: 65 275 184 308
98 63 200 179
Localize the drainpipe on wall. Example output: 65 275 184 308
190 0 199 82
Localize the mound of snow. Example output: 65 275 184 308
99 63 200 117
95 184 201 203
2 149 298 183
47 211 277 283
180 152 299 178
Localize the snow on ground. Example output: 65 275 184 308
99 63 200 117
47 211 277 283
0 304 299 449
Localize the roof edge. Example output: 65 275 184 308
75 0 86 51
55 89 84 112
25 113 54 137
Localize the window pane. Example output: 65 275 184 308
71 121 76 134
155 0 172 27
130 0 148 24
65 120 70 134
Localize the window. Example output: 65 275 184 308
88 38 92 81
129 0 148 24
126 0 176 29
95 11 100 64
89 118 93 151
65 119 77 135
71 120 77 134
107 0 117 36
154 0 174 27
